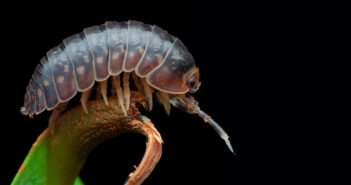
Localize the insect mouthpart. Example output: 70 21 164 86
170 95 236 155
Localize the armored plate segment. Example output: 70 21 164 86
84 26 109 81
136 26 176 77
30 79 46 114
36 56 53 79
123 20 153 72
147 39 196 93
64 33 95 91
47 44 77 101
27 85 36 115
106 21 128 75
32 71 59 110
32 57 60 110
23 91 31 115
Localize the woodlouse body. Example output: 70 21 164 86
21 20 234 155
22 20 199 116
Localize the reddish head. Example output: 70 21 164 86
146 39 201 94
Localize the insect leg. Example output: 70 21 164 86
132 72 144 93
80 87 93 114
131 73 148 110
123 72 131 111
141 78 153 111
132 72 153 111
113 75 127 116
156 92 170 115
99 80 109 106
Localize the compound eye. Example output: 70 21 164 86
186 67 200 93
188 74 196 88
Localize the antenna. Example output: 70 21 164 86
192 105 236 155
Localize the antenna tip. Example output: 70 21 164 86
224 139 236 156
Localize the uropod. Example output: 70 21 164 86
21 20 235 154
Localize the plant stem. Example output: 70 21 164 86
45 92 162 185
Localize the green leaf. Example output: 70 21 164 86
11 129 84 185
73 177 84 185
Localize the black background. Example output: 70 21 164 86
1 1 349 185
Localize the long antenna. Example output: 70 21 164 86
192 106 236 155
170 96 236 155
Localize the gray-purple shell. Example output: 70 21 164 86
22 20 196 116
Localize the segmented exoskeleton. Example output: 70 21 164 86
21 20 234 154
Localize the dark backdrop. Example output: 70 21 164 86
2 1 349 185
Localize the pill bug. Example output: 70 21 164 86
21 20 235 154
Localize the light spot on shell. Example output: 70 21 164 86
57 76 65 84
129 52 135 59
137 46 144 54
96 56 103 64
91 36 98 45
37 89 42 96
64 65 69 73
84 56 89 63
155 54 163 62
103 47 108 55
44 80 50 86
153 39 162 50
77 66 85 75
118 45 125 52
171 53 183 60
146 56 152 61
112 52 120 60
